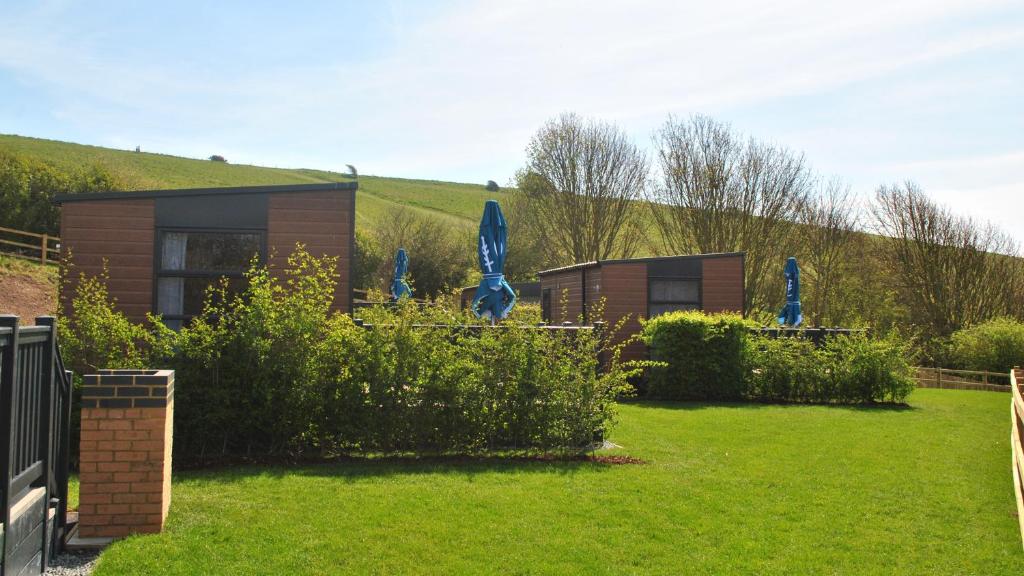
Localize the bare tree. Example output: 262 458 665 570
513 113 648 265
872 181 1021 335
373 209 472 299
650 115 810 312
798 177 859 326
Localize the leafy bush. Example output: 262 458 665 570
745 336 824 402
642 311 914 404
820 332 915 403
640 311 749 400
58 266 175 466
485 180 500 192
949 317 1024 374
0 150 119 234
745 332 914 404
208 155 227 163
62 247 638 462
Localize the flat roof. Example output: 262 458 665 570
537 251 745 276
53 181 358 204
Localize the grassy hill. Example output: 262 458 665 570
0 134 505 233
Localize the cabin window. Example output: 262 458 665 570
155 229 262 328
541 289 552 323
648 278 701 317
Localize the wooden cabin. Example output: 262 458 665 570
537 253 745 360
54 182 356 328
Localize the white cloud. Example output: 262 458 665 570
1 0 1022 237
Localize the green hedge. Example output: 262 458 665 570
61 248 639 462
950 317 1024 374
640 311 749 400
640 311 915 404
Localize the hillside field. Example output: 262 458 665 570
0 134 505 234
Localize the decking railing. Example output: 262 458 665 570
0 227 60 265
0 315 73 574
1010 368 1024 549
913 367 1011 392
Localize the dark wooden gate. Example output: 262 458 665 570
0 316 72 576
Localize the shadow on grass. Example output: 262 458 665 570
619 398 920 413
173 452 638 485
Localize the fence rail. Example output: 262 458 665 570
913 367 1011 391
1010 368 1024 549
0 227 60 266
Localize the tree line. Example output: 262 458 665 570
505 112 1024 341
3 121 1021 343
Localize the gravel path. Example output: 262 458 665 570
45 550 99 576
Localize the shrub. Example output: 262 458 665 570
745 335 824 402
950 317 1024 374
58 266 175 465
209 155 227 163
62 247 638 462
485 180 500 192
820 332 915 403
640 311 749 400
0 150 119 234
642 311 914 404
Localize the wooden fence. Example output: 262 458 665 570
1010 368 1024 549
0 227 60 266
912 367 1011 392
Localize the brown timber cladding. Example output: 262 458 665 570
598 262 647 360
267 190 354 312
701 256 744 313
60 200 155 322
544 269 584 323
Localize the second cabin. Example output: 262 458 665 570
537 252 745 359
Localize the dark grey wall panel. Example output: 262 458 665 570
647 257 701 278
156 194 267 229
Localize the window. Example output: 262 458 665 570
648 278 700 317
541 289 552 323
156 230 262 328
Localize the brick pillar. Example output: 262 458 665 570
78 369 174 538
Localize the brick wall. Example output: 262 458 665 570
79 369 174 538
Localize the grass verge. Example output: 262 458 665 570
90 389 1022 575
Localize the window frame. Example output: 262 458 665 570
647 275 702 318
153 226 266 324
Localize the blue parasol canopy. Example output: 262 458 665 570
390 248 412 301
777 256 803 327
470 200 516 320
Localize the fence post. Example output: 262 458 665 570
0 315 20 567
41 234 49 265
35 316 56 569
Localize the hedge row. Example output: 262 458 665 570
60 249 640 462
640 310 915 404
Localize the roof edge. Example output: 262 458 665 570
53 181 358 204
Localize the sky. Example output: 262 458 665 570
1 0 1022 239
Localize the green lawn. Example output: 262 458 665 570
91 389 1022 575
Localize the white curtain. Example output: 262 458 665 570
157 233 187 316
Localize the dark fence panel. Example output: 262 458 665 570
0 315 72 575
755 327 867 347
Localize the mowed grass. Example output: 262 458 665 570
92 389 1022 575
